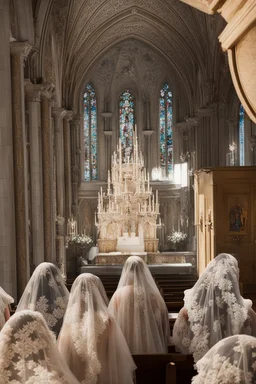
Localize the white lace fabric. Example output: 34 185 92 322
58 273 136 384
108 256 170 354
192 335 256 384
16 262 69 336
0 286 13 330
0 310 79 384
173 253 256 363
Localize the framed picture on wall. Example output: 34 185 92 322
227 194 249 235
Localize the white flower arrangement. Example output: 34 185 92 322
66 234 93 249
167 231 188 244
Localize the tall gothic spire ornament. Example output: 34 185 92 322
95 126 161 253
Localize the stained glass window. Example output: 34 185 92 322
119 90 135 159
239 104 245 166
159 83 173 174
84 84 97 180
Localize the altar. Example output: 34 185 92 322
95 127 161 254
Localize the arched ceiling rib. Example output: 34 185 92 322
34 0 226 112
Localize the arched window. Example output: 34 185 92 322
159 83 173 175
119 90 135 158
84 84 97 181
239 104 245 166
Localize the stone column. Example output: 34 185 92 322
71 117 80 215
250 135 256 166
52 107 67 273
142 130 154 173
41 84 55 262
63 111 73 221
227 119 239 165
25 81 44 268
0 0 17 298
10 41 32 297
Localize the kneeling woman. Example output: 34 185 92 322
58 273 136 384
109 256 170 354
173 253 256 363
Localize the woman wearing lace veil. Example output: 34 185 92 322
0 286 13 330
108 255 170 354
192 335 256 384
173 253 256 363
58 273 136 384
0 310 79 383
16 262 69 336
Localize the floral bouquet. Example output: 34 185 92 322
167 231 188 251
66 234 93 255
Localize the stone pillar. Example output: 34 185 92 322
52 107 67 273
10 41 32 297
71 117 80 215
41 84 55 262
227 119 239 165
0 0 17 298
250 135 256 166
25 81 44 268
142 130 154 173
63 111 73 221
102 112 113 175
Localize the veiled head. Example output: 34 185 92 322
193 335 256 384
16 262 69 336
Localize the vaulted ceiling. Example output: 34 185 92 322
12 0 230 113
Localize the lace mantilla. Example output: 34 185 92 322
0 312 74 384
192 335 256 384
173 254 253 363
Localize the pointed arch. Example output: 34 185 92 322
159 83 173 174
83 84 97 181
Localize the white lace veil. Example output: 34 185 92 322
192 335 256 384
16 262 69 336
58 273 136 384
0 310 79 384
175 253 252 362
108 256 170 354
0 286 13 330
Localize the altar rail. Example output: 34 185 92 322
95 251 196 269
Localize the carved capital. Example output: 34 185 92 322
172 121 188 131
52 107 67 120
24 80 43 102
64 110 74 121
72 116 82 126
10 41 32 58
41 82 55 100
184 116 199 128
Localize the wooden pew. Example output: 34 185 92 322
132 353 195 384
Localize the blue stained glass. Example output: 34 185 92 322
119 90 135 159
84 84 98 180
239 104 245 166
159 83 173 173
